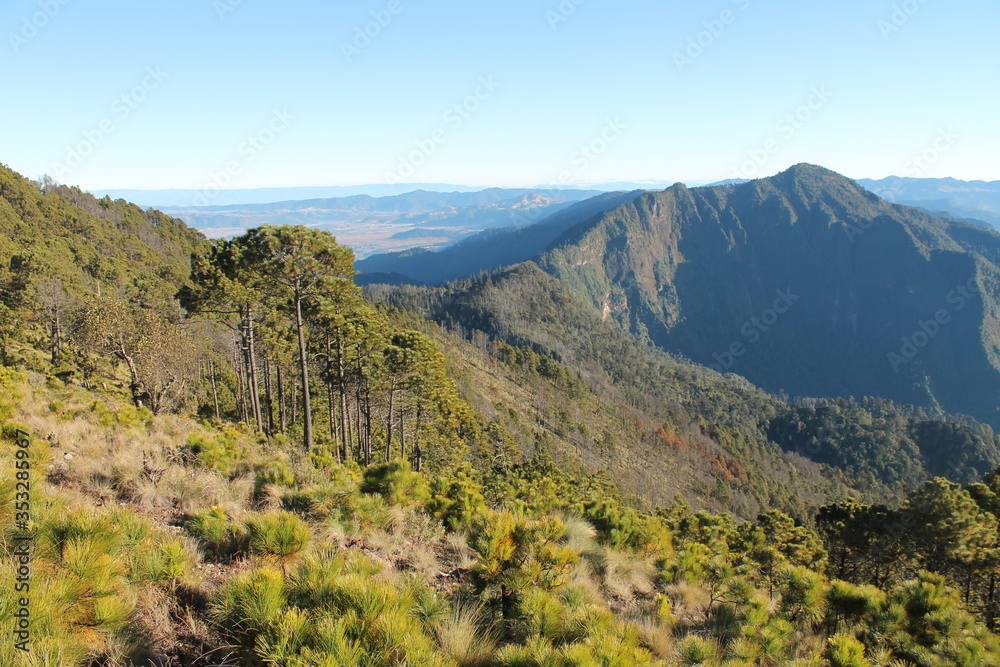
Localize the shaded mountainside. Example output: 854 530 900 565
532 164 1000 429
367 262 1000 498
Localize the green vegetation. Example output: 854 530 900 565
4 163 1000 664
5 371 1000 664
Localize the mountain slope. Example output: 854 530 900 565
533 164 1000 428
0 166 207 307
368 261 1000 496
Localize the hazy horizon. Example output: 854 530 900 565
2 0 996 195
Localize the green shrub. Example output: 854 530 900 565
253 457 296 501
211 568 287 655
186 506 237 560
824 634 870 667
244 511 311 574
677 635 718 665
361 460 430 507
427 471 488 532
826 581 885 630
308 444 339 471
186 425 251 474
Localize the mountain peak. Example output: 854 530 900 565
750 163 869 202
774 163 849 183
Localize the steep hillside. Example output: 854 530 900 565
7 365 1000 666
367 263 1000 496
534 165 1000 429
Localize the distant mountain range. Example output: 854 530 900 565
90 182 671 208
90 184 485 207
857 176 1000 228
157 188 603 257
95 176 1000 262
361 165 1000 430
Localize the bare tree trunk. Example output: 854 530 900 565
385 383 394 462
262 357 275 434
326 336 340 462
245 306 263 432
399 408 406 462
234 347 248 423
51 308 62 364
345 396 355 463
293 280 313 450
364 399 373 466
210 360 221 421
414 406 423 469
354 392 363 463
117 339 144 409
337 336 350 464
277 365 287 433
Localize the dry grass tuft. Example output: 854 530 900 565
598 547 656 599
434 603 499 667
635 617 675 659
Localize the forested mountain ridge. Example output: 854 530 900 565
0 163 861 515
532 164 1000 429
362 165 1000 430
0 165 206 306
3 159 998 506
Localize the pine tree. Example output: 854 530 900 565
230 226 355 451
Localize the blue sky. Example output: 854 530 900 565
1 0 997 191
